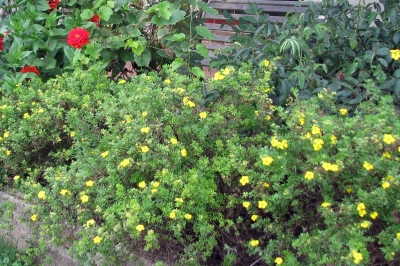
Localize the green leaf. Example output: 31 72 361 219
377 57 388 68
195 26 215 41
393 69 400 79
93 0 105 9
98 6 113 21
196 44 210 59
158 1 172 20
348 60 358 74
376 47 389 56
164 33 186 42
125 39 144 56
114 0 128 9
394 32 400 44
197 1 218 15
50 28 68 36
191 67 205 79
85 43 99 59
108 13 124 24
107 1 114 8
81 9 94 20
367 12 377 25
35 0 50 11
64 46 75 63
349 35 357 50
157 28 171 39
395 79 400 96
134 49 151 67
170 58 183 72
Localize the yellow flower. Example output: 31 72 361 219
264 182 270 188
311 125 321 135
251 215 258 222
14 175 20 181
152 182 160 188
182 97 196 108
70 131 76 137
360 221 371 228
243 201 251 209
397 232 400 239
184 214 192 220
222 67 231 75
213 71 225 81
258 200 268 209
321 162 339 172
169 211 176 219
370 212 378 220
86 180 94 187
239 176 250 186
5 150 11 156
31 214 37 222
330 135 337 144
263 60 270 67
93 236 102 244
3 131 10 138
304 171 315 180
339 109 348 115
170 138 178 144
383 134 395 145
321 202 331 208
199 112 207 119
101 151 109 158
60 189 69 195
138 181 146 188
140 146 149 153
382 181 390 189
274 257 283 265
142 111 148 117
119 158 131 168
164 79 171 84
175 197 184 203
250 239 259 247
81 195 89 203
347 187 353 193
125 115 132 123
299 117 305 125
136 224 145 232
86 219 96 227
118 79 126 84
357 203 366 217
23 113 30 119
363 161 374 171
313 138 324 151
181 149 187 157
261 156 274 166
390 49 400 60
38 191 46 200
383 152 391 158
266 115 271 120
141 127 150 134
352 250 363 264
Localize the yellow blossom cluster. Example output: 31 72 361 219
313 138 324 151
182 97 195 108
321 162 339 172
357 203 366 217
271 137 288 150
261 156 274 166
383 134 395 144
363 161 374 171
239 175 250 186
390 49 400 60
351 250 363 264
304 171 315 180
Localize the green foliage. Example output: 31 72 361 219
0 0 217 93
211 0 400 107
0 236 25 266
1 62 400 265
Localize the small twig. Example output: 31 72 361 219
249 257 263 266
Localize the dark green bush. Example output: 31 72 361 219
211 0 400 107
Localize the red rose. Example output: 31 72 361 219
0 37 3 51
47 0 60 10
67 28 90 49
20 66 40 75
89 14 100 27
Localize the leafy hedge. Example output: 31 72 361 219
1 62 399 265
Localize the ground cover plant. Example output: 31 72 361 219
0 60 399 265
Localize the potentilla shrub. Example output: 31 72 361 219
1 63 399 265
